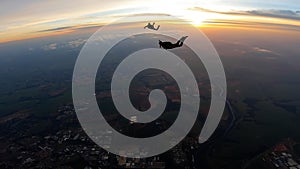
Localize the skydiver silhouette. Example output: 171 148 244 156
159 36 188 50
144 22 160 30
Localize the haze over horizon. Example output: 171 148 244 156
1 0 300 43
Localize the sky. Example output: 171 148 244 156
0 0 300 43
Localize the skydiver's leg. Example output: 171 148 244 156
171 36 187 48
179 36 188 43
178 42 183 47
173 40 183 48
175 40 181 45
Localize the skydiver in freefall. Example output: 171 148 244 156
159 36 188 50
144 22 160 30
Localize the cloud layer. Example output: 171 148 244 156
190 7 300 21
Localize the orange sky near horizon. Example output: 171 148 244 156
1 1 300 44
1 17 299 44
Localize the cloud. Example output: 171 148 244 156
189 7 248 16
73 25 102 31
28 47 34 51
190 7 300 21
37 26 74 33
253 47 273 53
248 9 300 21
193 7 300 31
40 39 88 51
67 39 87 48
113 13 172 18
36 24 102 34
0 1 140 43
42 43 57 51
189 7 246 16
252 47 280 55
203 19 300 31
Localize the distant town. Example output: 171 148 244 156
0 104 201 169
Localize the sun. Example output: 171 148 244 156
183 11 216 27
189 16 206 27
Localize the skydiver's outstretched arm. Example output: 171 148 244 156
152 22 160 30
154 25 160 30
